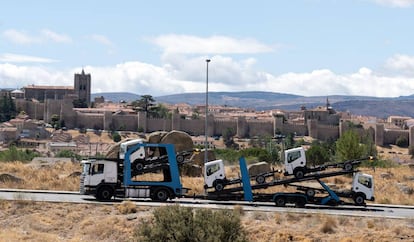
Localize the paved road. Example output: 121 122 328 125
1 189 414 219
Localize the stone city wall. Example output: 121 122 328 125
384 129 408 145
14 99 414 147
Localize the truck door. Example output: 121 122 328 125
285 149 304 175
90 163 105 185
204 160 225 188
353 173 374 200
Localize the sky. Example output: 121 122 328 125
1 0 414 98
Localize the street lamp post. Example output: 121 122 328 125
204 59 211 163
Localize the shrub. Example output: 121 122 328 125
112 132 121 142
136 205 247 242
396 135 408 148
0 146 40 162
55 150 81 161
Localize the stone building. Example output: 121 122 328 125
74 69 91 106
22 69 91 107
24 85 74 101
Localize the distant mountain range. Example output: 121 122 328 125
91 91 414 119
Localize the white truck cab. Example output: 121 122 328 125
80 159 118 196
352 173 375 205
204 159 226 191
119 138 145 162
284 147 307 178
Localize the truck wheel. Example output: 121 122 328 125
135 162 144 171
176 155 184 163
255 175 265 184
293 168 305 179
153 188 170 202
344 162 353 171
96 186 113 201
275 196 286 207
306 189 316 197
214 180 224 192
354 193 365 206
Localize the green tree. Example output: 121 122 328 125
191 109 200 119
0 93 16 122
151 103 170 119
284 132 296 149
336 130 365 161
132 95 155 114
306 141 331 166
222 128 236 148
214 148 239 163
360 130 377 157
50 114 60 129
0 146 40 162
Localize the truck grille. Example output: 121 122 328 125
79 174 85 194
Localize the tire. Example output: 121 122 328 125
214 180 224 192
275 196 286 207
294 168 305 179
135 162 144 171
354 193 365 206
255 175 266 184
153 188 170 202
96 186 113 201
344 162 353 171
176 155 184 163
306 189 316 197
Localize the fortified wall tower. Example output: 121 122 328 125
74 69 91 107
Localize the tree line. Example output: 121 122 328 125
215 128 386 167
0 93 17 122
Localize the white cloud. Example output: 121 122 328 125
255 67 414 97
2 54 414 98
3 29 72 44
0 63 71 88
152 35 275 54
3 29 40 44
385 54 414 74
372 0 414 7
0 53 58 63
41 29 72 43
88 34 113 46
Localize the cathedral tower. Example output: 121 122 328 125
74 69 91 107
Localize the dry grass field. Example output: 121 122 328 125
0 199 413 241
1 159 414 241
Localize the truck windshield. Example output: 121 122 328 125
206 163 220 176
287 151 301 163
120 145 126 154
358 176 372 188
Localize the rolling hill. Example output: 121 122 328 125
91 91 414 118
